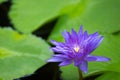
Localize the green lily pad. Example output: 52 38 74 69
96 72 120 80
0 28 53 80
9 0 79 33
49 0 120 41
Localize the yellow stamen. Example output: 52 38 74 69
74 46 80 52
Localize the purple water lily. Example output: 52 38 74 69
47 26 110 73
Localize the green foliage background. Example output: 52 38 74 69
0 0 120 80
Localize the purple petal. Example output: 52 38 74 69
71 28 78 42
72 28 77 36
95 36 104 48
53 54 69 59
87 32 99 42
59 60 72 66
77 61 88 73
50 40 59 45
83 31 88 39
51 47 69 54
78 31 88 47
50 40 65 47
85 56 97 61
91 32 99 37
51 47 63 52
47 57 66 62
62 30 71 43
86 55 110 62
89 36 104 50
78 25 83 37
74 60 81 66
86 36 104 54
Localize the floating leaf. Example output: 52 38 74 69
61 64 79 80
9 0 79 33
96 72 120 80
0 28 53 80
49 0 120 41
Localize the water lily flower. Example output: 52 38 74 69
47 26 110 73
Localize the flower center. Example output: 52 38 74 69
73 46 80 52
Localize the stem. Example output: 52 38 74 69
78 68 83 80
